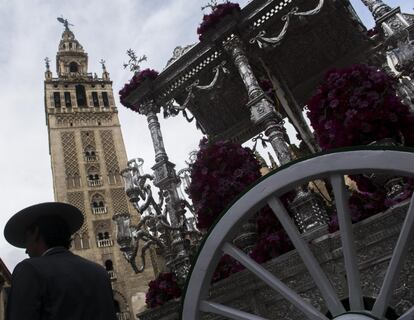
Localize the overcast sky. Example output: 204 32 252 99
0 0 411 272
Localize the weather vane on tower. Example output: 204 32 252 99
57 16 74 31
44 57 50 71
99 59 106 72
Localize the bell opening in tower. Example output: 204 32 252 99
69 61 79 73
75 84 86 107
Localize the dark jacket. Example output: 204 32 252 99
6 247 117 320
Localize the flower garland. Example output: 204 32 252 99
307 64 414 150
145 272 181 309
119 68 159 112
197 2 241 40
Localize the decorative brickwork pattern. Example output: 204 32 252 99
86 164 101 173
67 191 87 232
111 188 129 214
81 130 96 149
89 190 106 201
61 131 80 177
93 219 112 233
100 130 120 174
56 113 112 127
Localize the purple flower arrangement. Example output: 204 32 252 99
307 64 414 150
212 254 245 282
197 2 241 40
189 138 261 229
250 229 292 264
328 178 413 233
249 203 293 264
188 139 294 282
259 78 274 95
119 68 159 112
328 189 387 233
145 272 181 309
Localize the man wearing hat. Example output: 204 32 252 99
4 202 117 320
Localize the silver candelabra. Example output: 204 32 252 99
113 158 200 280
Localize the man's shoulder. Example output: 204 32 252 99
12 258 42 280
70 253 107 271
13 258 35 272
24 249 105 273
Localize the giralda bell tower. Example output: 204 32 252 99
43 20 156 318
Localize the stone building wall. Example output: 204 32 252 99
44 28 156 318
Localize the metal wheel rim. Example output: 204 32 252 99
182 148 414 320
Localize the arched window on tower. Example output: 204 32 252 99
81 232 90 249
102 92 110 108
96 231 113 248
53 92 61 108
108 170 119 185
64 92 72 108
84 145 97 162
105 260 116 280
92 92 100 107
69 61 78 72
105 259 114 271
75 84 86 108
91 193 106 215
87 166 102 187
73 233 82 250
66 174 81 189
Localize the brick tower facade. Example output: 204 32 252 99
43 24 156 318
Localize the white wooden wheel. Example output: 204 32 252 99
182 149 414 320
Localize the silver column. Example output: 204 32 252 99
223 35 292 165
140 100 190 279
223 35 328 233
361 1 414 111
360 0 392 21
361 0 411 37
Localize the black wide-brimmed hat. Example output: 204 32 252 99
4 202 84 248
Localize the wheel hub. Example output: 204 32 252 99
334 313 379 320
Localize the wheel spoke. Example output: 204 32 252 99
330 174 364 310
267 196 345 316
372 192 414 318
223 242 329 320
398 305 414 320
200 300 269 320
